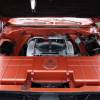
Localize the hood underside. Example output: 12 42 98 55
0 0 100 17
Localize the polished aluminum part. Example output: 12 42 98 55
26 36 74 56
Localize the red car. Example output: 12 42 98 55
0 17 100 100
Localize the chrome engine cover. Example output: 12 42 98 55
26 36 74 56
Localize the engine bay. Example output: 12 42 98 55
0 17 100 56
0 17 100 99
1 33 100 56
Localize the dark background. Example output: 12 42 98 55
0 0 100 17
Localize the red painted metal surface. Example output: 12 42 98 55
0 26 90 55
0 17 100 93
0 56 100 92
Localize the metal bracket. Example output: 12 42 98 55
21 70 34 90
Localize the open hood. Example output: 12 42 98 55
0 0 100 17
